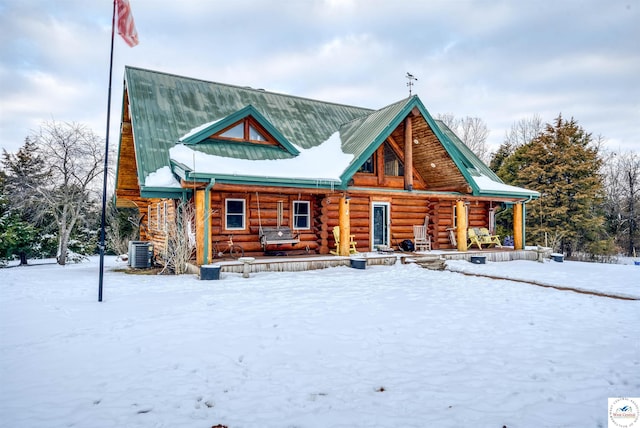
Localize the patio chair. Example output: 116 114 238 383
478 228 501 247
413 225 431 251
330 225 358 255
467 228 483 249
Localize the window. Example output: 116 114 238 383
384 142 404 176
225 199 246 230
248 124 266 141
220 123 243 139
219 119 268 142
148 205 153 230
162 201 168 232
293 201 310 229
358 153 375 173
156 203 162 231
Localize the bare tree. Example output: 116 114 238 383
504 114 544 148
490 114 544 172
160 200 196 274
25 121 105 265
105 203 140 257
437 113 490 163
603 149 640 256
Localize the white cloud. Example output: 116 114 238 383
0 0 638 156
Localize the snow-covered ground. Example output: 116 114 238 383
1 256 638 428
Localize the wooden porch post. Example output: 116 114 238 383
195 189 211 265
338 195 351 256
404 117 413 191
513 202 523 250
456 200 468 252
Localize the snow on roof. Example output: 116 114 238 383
169 132 352 182
177 119 222 142
471 174 539 197
144 166 182 187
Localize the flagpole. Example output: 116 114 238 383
98 0 117 302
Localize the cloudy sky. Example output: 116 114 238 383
1 0 638 157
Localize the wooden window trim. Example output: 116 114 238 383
162 201 168 232
156 203 162 232
215 117 278 146
357 152 376 174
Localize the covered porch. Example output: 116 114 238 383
192 247 544 277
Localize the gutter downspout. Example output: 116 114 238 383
521 195 533 248
203 179 215 265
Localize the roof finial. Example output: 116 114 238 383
406 72 417 96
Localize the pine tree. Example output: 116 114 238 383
0 171 37 264
489 141 513 173
2 138 49 223
497 115 610 257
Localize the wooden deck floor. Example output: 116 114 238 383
191 247 545 276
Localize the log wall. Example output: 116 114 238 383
143 199 176 262
137 189 500 263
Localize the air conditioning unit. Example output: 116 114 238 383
128 241 152 268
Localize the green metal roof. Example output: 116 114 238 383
124 66 372 185
121 66 537 199
178 104 300 157
339 97 416 182
433 120 538 198
434 120 500 180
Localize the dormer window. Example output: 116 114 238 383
218 118 269 143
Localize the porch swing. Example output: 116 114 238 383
256 192 300 252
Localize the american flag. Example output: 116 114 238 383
116 0 138 47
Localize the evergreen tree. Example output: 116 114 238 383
0 214 37 265
497 115 611 257
489 141 513 173
490 115 543 173
0 171 38 264
2 137 48 224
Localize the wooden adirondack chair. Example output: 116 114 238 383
413 215 431 251
467 228 483 249
478 228 501 247
330 225 358 255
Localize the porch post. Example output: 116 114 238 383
513 202 524 250
195 189 211 265
338 196 351 256
404 117 413 191
456 200 468 252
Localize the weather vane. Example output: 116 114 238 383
406 72 418 96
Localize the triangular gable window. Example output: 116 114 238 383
220 123 243 139
384 142 404 176
217 118 270 144
179 105 300 156
248 124 267 141
356 141 405 176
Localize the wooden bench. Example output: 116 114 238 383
259 226 300 251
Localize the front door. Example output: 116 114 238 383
371 202 390 250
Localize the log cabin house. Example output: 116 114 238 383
115 66 539 265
